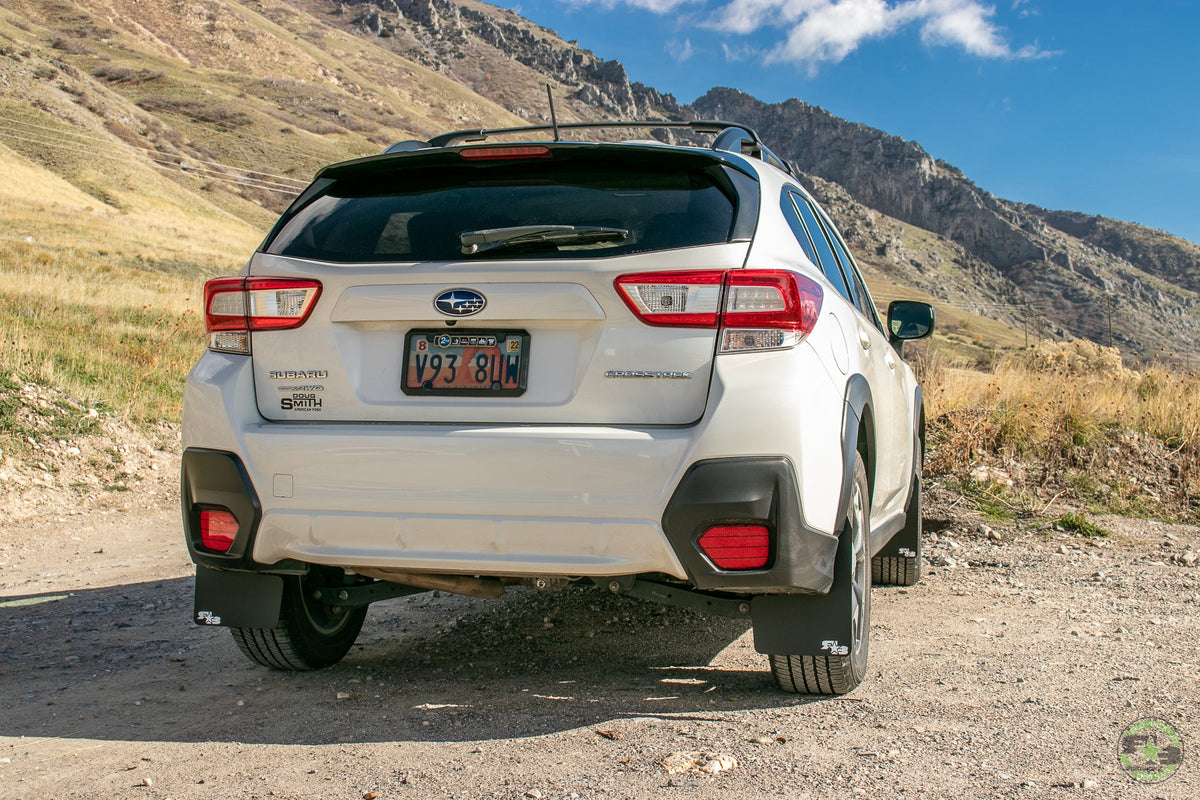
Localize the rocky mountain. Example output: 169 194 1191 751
2 0 1197 363
309 0 682 120
291 0 1200 362
688 88 1200 361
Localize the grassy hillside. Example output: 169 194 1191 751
0 0 529 423
0 0 1197 526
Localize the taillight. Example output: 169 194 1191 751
613 271 724 326
720 270 823 353
199 508 238 553
614 270 823 352
697 525 770 570
203 278 321 354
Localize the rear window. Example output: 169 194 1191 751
263 149 754 263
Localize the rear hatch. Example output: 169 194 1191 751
249 143 759 426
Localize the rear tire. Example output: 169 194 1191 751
770 453 871 695
231 570 367 670
873 448 922 586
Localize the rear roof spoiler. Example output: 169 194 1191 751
384 120 795 176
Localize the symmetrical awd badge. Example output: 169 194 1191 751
435 288 486 317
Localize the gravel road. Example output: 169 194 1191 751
1 491 1198 799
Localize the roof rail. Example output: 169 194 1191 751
404 120 793 175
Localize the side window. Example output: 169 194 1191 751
817 206 886 332
791 193 853 303
779 191 820 266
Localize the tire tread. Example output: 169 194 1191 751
872 554 919 586
229 574 366 671
769 653 859 695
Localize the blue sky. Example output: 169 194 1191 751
494 0 1200 246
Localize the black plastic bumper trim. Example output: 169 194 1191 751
661 457 838 594
181 448 263 571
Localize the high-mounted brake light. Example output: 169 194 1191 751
697 524 770 570
203 278 322 354
199 508 238 553
459 145 552 161
614 270 823 352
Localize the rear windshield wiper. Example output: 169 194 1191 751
460 225 628 255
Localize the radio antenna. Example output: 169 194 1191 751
546 84 560 141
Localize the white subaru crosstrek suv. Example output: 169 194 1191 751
182 121 933 694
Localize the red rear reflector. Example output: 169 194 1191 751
199 509 239 553
459 145 552 161
697 525 770 570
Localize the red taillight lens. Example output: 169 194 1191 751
723 271 822 332
459 145 552 161
244 279 323 331
613 270 725 326
614 269 824 351
203 277 322 353
697 525 770 570
720 270 823 353
199 509 239 553
204 277 250 332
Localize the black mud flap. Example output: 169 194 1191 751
194 567 283 629
750 525 855 656
875 473 921 559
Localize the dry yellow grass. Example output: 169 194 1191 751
922 339 1200 520
0 242 204 423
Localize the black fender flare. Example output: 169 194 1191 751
836 374 873 530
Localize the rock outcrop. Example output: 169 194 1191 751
310 0 1200 361
334 0 679 119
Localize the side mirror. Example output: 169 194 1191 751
887 301 935 344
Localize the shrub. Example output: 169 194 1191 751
925 339 1200 521
1055 512 1107 537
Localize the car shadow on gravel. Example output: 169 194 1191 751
0 580 819 745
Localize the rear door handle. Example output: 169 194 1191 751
858 330 871 350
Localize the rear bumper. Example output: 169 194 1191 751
181 345 846 594
181 446 838 594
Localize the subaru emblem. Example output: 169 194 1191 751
434 288 486 317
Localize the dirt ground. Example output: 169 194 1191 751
2 443 1200 798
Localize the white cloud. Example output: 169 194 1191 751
708 0 829 35
586 0 1053 72
1012 0 1039 18
906 0 1011 58
766 0 894 67
721 41 763 61
561 0 699 12
666 38 696 61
